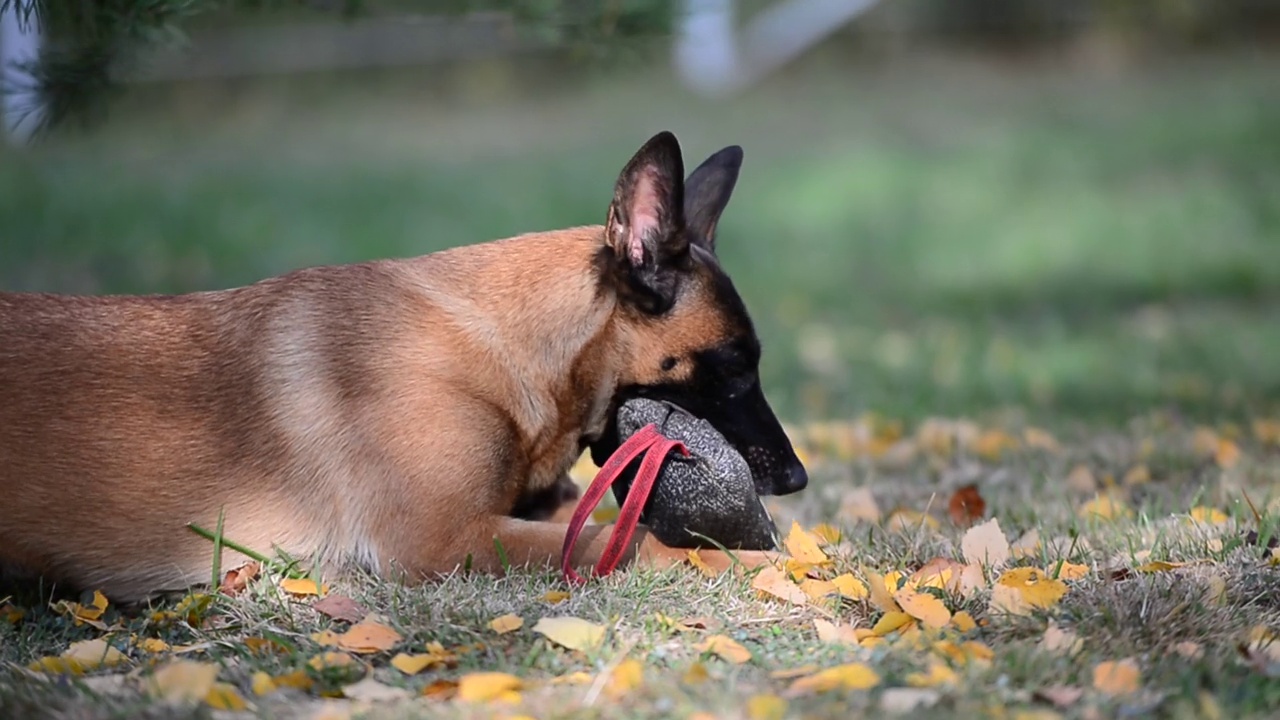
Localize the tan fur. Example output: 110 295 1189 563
0 226 777 602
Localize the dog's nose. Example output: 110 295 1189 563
777 462 809 495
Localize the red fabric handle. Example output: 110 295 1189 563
560 424 688 585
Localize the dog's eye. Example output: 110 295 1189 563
660 357 678 372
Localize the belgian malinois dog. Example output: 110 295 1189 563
0 131 807 602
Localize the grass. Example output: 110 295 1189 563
4 414 1280 719
2 48 1279 425
3 44 1280 719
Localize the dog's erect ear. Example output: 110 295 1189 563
683 145 742 253
606 131 688 284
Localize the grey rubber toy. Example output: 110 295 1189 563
609 398 779 551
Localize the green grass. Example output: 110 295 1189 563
2 49 1278 425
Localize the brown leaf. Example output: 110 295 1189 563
218 562 260 597
335 616 402 654
947 484 986 528
1033 685 1084 708
313 595 368 624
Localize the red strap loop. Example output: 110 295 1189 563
560 424 688 585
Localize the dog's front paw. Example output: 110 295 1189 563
509 475 582 521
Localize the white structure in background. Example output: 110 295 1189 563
674 0 882 97
1 0 43 143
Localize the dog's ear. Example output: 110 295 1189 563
682 145 742 253
604 131 687 311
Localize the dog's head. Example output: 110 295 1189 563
588 131 808 497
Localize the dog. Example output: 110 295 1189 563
0 131 808 603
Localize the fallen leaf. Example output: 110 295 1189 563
308 652 356 671
28 638 128 675
905 658 958 687
1033 685 1084 709
682 662 710 685
747 693 788 720
1055 562 1090 581
799 578 838 602
952 611 977 633
606 658 644 698
751 565 809 606
841 487 882 523
1040 625 1083 656
1010 529 1041 559
1024 428 1061 453
148 660 220 703
863 567 903 614
1092 658 1141 695
139 638 171 653
542 590 571 604
786 663 881 696
685 550 720 578
894 588 951 629
550 671 595 685
391 649 455 675
1135 560 1189 573
313 594 368 624
1205 575 1228 606
1079 493 1131 520
948 484 986 527
1 602 24 624
335 617 402 654
881 687 941 713
813 618 859 646
1174 641 1203 659
962 518 1011 569
421 679 458 699
697 635 752 664
532 616 605 652
341 677 412 703
973 429 1017 460
872 611 915 636
994 568 1068 613
1065 465 1097 494
1122 464 1150 486
828 573 868 600
312 630 341 647
1216 439 1241 469
250 671 277 696
784 521 830 565
592 506 620 523
273 669 314 691
811 523 842 544
219 562 260 597
1190 507 1228 525
457 672 522 703
488 613 524 635
884 508 940 533
280 578 326 597
206 682 249 711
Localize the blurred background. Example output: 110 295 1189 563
2 0 1277 429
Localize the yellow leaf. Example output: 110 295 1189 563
28 638 128 674
813 618 859 646
905 659 958 687
541 590 571 604
335 617 403 654
1010 529 1041 559
279 578 326 597
591 506 620 523
961 518 1011 568
787 663 881 695
489 613 524 634
148 660 220 703
884 508 939 533
1055 562 1089 581
1253 419 1280 446
952 611 977 633
308 652 356 671
1190 507 1228 525
812 523 842 544
457 672 523 703
830 573 868 599
872 611 915 636
1205 575 1228 606
751 565 809 606
784 521 830 565
251 671 277 696
138 638 170 653
1215 439 1241 469
1023 428 1061 453
863 567 903 614
1092 659 1141 695
274 670 314 691
1079 493 1131 520
686 550 719 578
1122 464 1150 486
747 693 789 720
391 652 450 675
311 630 341 647
550 671 595 685
1065 464 1097 493
996 567 1068 610
770 664 821 680
1 602 25 624
531 616 606 652
894 588 952 629
606 658 644 698
205 682 249 711
799 578 838 602
1135 560 1188 573
697 635 752 664
973 429 1017 461
682 662 710 685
